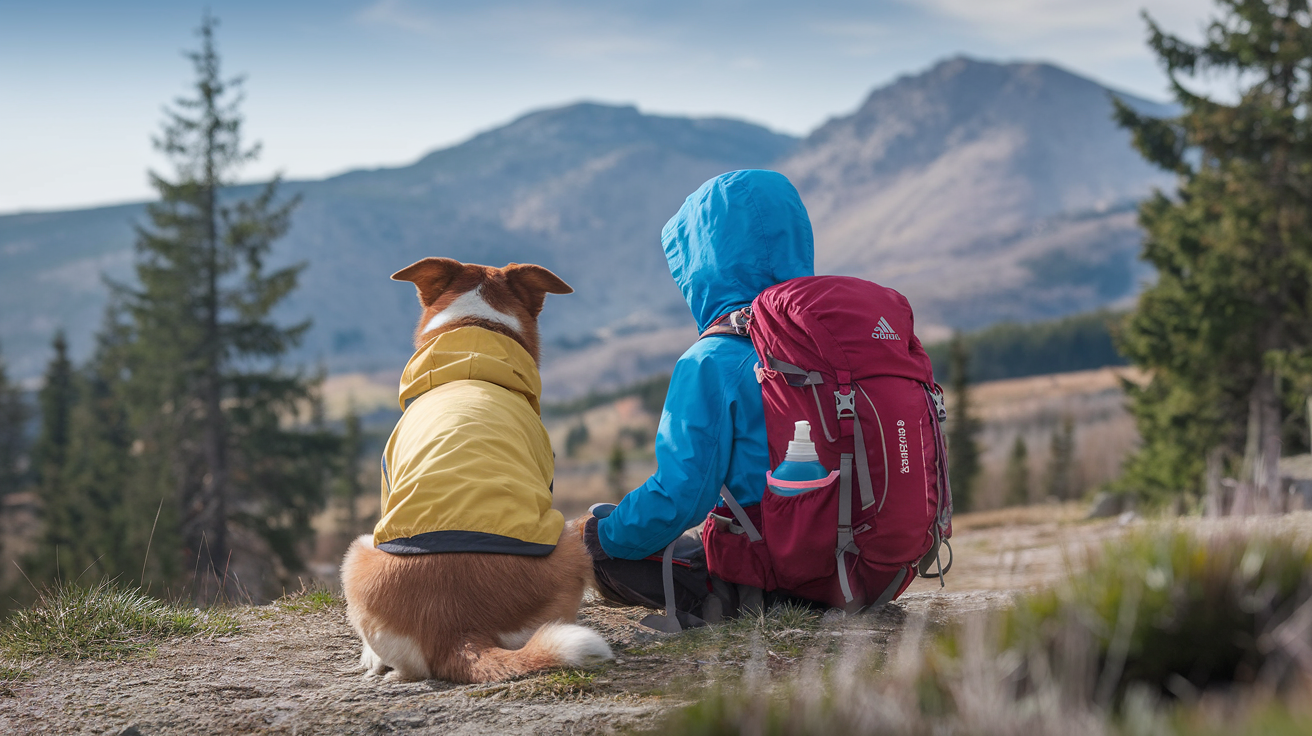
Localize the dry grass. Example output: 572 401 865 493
642 525 1312 735
950 501 1089 531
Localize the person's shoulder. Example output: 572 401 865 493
678 335 757 368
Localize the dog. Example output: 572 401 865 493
340 257 611 683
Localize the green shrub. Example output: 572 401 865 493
641 528 1312 735
994 529 1312 701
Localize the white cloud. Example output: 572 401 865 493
810 20 892 58
355 1 670 60
355 0 445 38
905 0 1212 48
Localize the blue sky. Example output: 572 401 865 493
1 0 1214 214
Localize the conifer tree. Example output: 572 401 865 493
64 310 141 583
31 332 77 581
116 14 334 597
1045 415 1077 501
565 421 589 458
335 407 364 540
32 332 74 487
1115 0 1312 503
947 334 982 511
0 342 30 498
607 442 627 501
1004 436 1030 507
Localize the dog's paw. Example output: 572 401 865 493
383 667 426 683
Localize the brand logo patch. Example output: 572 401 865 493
897 420 910 474
872 317 901 341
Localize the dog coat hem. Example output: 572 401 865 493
377 529 556 556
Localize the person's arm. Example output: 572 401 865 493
594 349 734 559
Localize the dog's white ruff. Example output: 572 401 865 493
528 622 613 666
423 286 522 335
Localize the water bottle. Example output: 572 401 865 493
768 421 831 496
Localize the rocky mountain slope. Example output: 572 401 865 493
0 58 1174 396
785 56 1174 329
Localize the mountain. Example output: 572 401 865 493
0 104 796 380
782 57 1175 329
0 58 1175 397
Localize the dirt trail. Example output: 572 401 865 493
0 507 1265 736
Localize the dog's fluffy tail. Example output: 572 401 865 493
466 622 612 683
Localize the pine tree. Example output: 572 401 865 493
607 442 627 501
115 14 333 598
64 310 143 583
1004 436 1030 507
32 332 74 487
947 333 982 512
1045 415 1077 501
565 421 589 458
0 341 30 498
335 407 365 541
1115 1 1312 505
31 332 77 581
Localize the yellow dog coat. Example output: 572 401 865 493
373 326 562 555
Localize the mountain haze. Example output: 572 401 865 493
0 58 1175 396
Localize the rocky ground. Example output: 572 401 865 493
0 505 1189 735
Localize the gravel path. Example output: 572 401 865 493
0 506 1193 735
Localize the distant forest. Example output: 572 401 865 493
925 311 1126 384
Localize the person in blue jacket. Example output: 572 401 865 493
582 169 815 623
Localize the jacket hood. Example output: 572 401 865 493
398 327 542 414
661 170 815 332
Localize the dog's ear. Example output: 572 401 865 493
392 258 466 307
503 263 573 317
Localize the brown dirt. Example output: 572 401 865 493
8 507 1303 736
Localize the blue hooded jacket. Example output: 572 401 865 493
596 170 815 559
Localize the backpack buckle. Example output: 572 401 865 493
835 388 856 420
729 307 752 336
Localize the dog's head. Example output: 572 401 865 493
391 258 573 365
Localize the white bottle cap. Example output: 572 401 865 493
786 421 819 463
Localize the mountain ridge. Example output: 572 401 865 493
1 57 1173 396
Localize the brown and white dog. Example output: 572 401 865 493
340 257 610 683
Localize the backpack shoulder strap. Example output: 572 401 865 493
698 308 753 341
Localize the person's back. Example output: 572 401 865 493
583 169 814 622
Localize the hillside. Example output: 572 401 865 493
0 58 1174 396
0 105 795 380
782 56 1174 329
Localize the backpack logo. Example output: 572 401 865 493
872 317 900 341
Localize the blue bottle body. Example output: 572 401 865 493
769 459 830 496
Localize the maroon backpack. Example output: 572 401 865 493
700 275 953 611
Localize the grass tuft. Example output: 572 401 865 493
0 579 239 660
275 581 341 614
0 661 33 697
512 669 600 699
628 601 822 660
